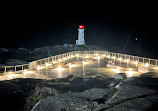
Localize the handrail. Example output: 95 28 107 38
0 51 158 74
0 64 29 68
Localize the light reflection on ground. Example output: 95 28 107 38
0 56 154 81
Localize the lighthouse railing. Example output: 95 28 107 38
0 51 158 74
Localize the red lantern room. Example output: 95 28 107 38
79 25 84 29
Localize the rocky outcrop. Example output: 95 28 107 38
31 88 109 111
0 75 158 111
31 77 158 111
40 87 59 97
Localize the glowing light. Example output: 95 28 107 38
118 58 122 61
134 61 138 64
69 64 76 68
7 74 16 79
126 59 129 62
53 61 58 64
37 66 42 70
56 66 63 72
117 67 120 70
96 54 98 56
79 25 84 29
97 56 100 60
144 63 149 67
133 61 138 67
102 54 105 57
23 70 33 74
56 66 63 78
112 57 116 59
76 54 79 61
85 56 90 58
71 55 74 58
83 61 88 65
58 59 63 62
129 68 132 71
9 71 12 74
23 70 27 74
106 55 110 58
68 56 71 59
127 69 135 77
46 63 51 66
112 67 120 73
63 58 67 60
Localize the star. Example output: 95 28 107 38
135 38 137 41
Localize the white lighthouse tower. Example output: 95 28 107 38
76 25 85 45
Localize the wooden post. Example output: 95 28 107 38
52 57 54 62
45 59 46 64
4 67 6 74
48 58 49 63
15 66 16 73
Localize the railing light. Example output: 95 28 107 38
126 59 129 62
144 63 149 67
112 57 116 59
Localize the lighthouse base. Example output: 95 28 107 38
76 40 85 45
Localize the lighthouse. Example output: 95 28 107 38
76 25 85 45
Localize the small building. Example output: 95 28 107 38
76 25 85 45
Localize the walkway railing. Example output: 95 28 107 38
0 64 29 74
0 51 158 74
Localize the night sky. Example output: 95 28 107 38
1 10 158 58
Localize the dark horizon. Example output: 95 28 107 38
1 11 158 59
